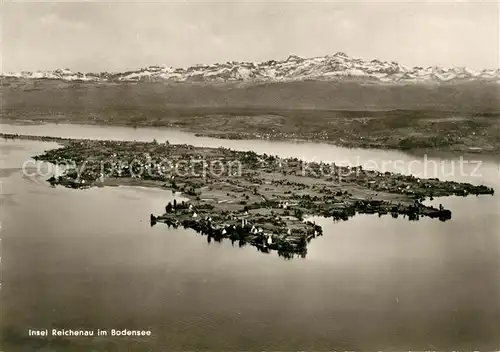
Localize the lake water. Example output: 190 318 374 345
1 123 499 350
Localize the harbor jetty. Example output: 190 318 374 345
3 132 494 258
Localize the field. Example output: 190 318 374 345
2 133 495 258
1 78 499 154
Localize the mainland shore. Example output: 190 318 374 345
2 105 499 156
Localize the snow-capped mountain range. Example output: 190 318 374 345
2 52 499 84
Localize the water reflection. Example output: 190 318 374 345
1 126 500 350
149 198 468 261
153 220 309 260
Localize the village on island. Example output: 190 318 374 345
3 133 494 259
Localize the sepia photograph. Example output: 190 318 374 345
0 0 499 350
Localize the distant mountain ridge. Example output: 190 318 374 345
2 52 500 84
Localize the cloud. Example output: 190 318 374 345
39 13 87 29
1 1 498 72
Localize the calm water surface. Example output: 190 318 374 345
1 123 499 351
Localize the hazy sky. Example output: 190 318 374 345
1 0 499 72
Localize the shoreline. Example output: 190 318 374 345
2 132 495 259
2 117 499 156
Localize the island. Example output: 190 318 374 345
2 132 494 259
